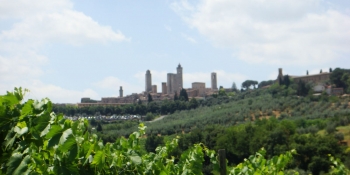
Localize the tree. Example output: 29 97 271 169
242 80 258 90
320 69 323 73
96 123 103 132
307 70 309 75
145 135 164 153
144 112 155 121
231 82 238 91
297 80 309 96
330 68 350 89
179 89 189 101
147 93 153 103
330 68 333 72
341 72 350 93
189 98 199 109
283 75 291 87
258 80 274 88
218 86 227 96
252 81 258 89
174 91 179 101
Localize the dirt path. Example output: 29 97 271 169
147 115 167 123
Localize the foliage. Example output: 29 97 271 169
179 89 189 101
258 80 275 88
242 80 259 90
0 88 222 174
219 86 227 96
2 88 350 174
229 148 297 175
145 134 164 153
144 112 156 121
232 82 238 92
330 68 350 92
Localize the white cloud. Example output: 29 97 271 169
181 33 197 43
26 81 99 103
0 0 129 102
0 79 99 103
0 6 128 45
172 0 350 66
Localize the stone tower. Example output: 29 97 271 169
167 64 184 95
278 68 283 78
145 70 152 92
162 82 167 94
119 86 123 97
211 72 218 90
152 85 157 93
167 73 176 94
176 64 183 91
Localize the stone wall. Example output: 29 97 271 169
292 72 331 84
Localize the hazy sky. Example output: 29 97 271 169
1 0 349 103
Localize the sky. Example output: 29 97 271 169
0 0 349 103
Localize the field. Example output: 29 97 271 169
100 88 350 141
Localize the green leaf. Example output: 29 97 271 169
14 126 28 136
67 144 78 161
4 128 16 150
33 98 49 110
59 134 76 152
40 123 51 137
48 133 62 148
6 152 23 174
160 171 167 175
129 152 142 165
45 125 62 139
59 129 73 145
92 151 105 169
6 153 31 175
20 100 34 120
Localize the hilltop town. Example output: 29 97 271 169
78 64 224 107
77 65 345 107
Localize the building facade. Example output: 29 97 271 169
192 82 206 97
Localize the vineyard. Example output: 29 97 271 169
1 88 350 174
100 87 350 139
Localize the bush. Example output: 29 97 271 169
334 132 344 141
326 123 337 134
144 112 155 121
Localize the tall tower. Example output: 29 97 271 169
278 68 283 79
277 68 284 84
176 64 183 91
167 73 175 94
119 86 123 97
145 70 152 92
162 82 167 94
211 72 218 90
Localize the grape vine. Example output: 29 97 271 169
0 88 348 175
